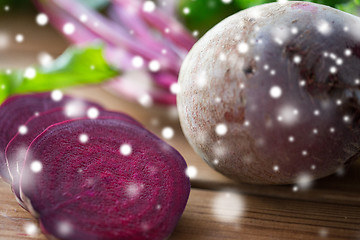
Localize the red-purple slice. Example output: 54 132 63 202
0 92 84 182
6 107 139 204
20 118 190 240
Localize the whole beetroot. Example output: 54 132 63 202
177 1 360 184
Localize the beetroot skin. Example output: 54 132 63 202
5 107 139 204
0 93 101 183
20 118 190 240
178 2 360 184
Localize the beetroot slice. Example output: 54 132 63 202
20 118 190 240
0 93 79 182
6 107 139 204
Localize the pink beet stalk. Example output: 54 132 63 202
52 0 180 72
113 0 196 51
33 0 197 105
34 0 99 45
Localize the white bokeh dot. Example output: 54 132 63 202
186 166 198 178
120 143 132 156
148 60 161 72
143 1 156 12
183 7 190 15
24 67 36 79
24 222 39 236
63 23 75 35
51 90 63 102
170 83 180 94
293 55 301 64
317 20 332 35
344 49 352 57
36 13 49 26
79 133 89 144
132 56 144 68
138 94 153 108
18 125 28 135
30 161 43 173
291 27 298 34
15 34 24 43
329 66 337 74
343 115 350 122
38 52 53 66
162 127 174 139
80 14 88 22
270 86 282 99
237 42 249 54
87 107 100 119
215 123 228 136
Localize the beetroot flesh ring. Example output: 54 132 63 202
5 107 140 205
20 118 190 240
0 93 102 183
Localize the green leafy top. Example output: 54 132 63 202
234 0 359 14
0 45 119 104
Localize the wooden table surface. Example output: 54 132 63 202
1 8 360 240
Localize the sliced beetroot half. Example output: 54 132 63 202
6 107 139 205
20 118 190 240
0 92 102 182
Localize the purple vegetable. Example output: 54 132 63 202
20 118 190 240
0 92 99 182
178 2 360 184
5 107 138 205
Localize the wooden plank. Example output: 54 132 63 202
1 180 359 240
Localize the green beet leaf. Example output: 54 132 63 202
0 45 119 104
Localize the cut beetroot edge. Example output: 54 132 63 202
6 106 142 207
0 92 103 183
19 117 190 240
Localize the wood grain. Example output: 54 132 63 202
2 180 360 240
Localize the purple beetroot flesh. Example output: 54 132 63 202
178 2 360 184
5 106 140 204
20 118 190 240
0 93 84 183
